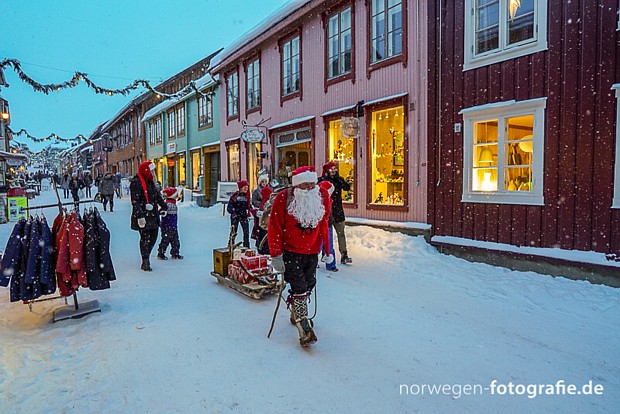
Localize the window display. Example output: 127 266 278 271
328 119 355 203
370 105 405 205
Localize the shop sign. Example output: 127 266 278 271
7 196 27 221
167 143 176 154
240 129 265 143
341 117 359 139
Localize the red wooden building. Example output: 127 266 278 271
427 0 620 257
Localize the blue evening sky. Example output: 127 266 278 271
1 0 290 152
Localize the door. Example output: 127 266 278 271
208 152 219 205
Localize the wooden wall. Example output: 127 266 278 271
427 0 620 255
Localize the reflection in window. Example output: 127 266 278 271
228 143 240 182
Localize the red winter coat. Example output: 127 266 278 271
268 187 331 257
55 212 88 296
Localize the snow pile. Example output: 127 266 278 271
0 190 618 413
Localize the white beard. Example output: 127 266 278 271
287 186 325 229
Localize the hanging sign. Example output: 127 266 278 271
240 129 265 143
167 143 176 154
341 117 360 139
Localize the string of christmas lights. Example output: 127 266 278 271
0 58 217 100
8 127 86 143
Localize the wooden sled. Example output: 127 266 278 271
210 269 282 300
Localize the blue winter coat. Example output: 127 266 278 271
0 220 25 295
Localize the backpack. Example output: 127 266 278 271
259 187 291 230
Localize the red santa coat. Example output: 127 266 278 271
268 186 331 257
55 212 88 296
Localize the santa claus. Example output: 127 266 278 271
268 165 333 346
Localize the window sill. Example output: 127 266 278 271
366 203 408 212
281 91 301 106
367 54 405 78
325 72 354 92
462 193 544 206
198 124 213 131
246 106 261 117
464 42 548 71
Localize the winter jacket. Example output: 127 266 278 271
318 173 350 224
268 187 331 257
227 190 251 221
160 199 178 229
251 186 265 209
83 208 116 290
129 175 167 231
98 175 116 195
55 212 88 296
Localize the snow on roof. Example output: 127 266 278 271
0 150 28 160
211 0 312 71
431 235 620 269
363 93 408 107
321 104 357 117
269 115 315 130
202 140 220 147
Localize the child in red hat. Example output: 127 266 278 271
227 180 251 248
157 187 183 260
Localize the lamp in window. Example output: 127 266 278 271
518 135 533 153
509 0 521 18
478 147 494 164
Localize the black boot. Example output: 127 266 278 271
157 253 168 260
171 254 184 260
141 259 152 271
341 253 352 264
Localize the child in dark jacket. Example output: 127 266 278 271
227 180 251 248
157 187 183 260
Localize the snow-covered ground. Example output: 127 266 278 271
0 188 618 413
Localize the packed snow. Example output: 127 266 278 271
0 188 618 413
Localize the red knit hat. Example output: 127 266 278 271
237 180 249 190
322 161 337 176
291 166 318 187
162 187 179 199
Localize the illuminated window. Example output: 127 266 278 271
464 0 547 70
370 105 405 205
327 118 355 203
227 142 240 182
461 97 546 205
191 151 201 190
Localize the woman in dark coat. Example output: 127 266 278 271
129 161 167 271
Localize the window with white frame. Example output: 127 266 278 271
168 109 176 139
281 35 301 96
149 120 156 145
370 0 402 63
613 84 620 208
226 71 239 118
464 0 547 71
246 58 261 110
155 116 162 143
460 97 546 205
327 6 352 78
198 94 213 128
176 104 185 137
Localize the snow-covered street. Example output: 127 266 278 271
1 188 619 413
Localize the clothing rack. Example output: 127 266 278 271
46 181 102 322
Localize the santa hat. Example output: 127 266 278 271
162 187 179 199
318 180 335 196
237 180 249 190
258 174 269 185
138 161 156 202
291 166 318 187
322 161 337 176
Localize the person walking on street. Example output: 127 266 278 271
83 172 93 198
318 161 353 264
227 180 252 248
268 166 333 346
130 162 167 271
61 174 70 199
98 172 116 212
68 173 84 209
114 173 122 198
157 187 183 260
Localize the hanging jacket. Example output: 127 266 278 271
22 218 42 301
56 212 88 296
0 219 26 302
38 217 56 295
83 208 116 290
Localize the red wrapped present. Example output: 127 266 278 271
228 263 256 284
240 254 268 271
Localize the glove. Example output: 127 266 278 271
256 210 263 218
321 254 335 264
160 210 167 217
145 203 154 211
137 217 146 228
271 255 285 273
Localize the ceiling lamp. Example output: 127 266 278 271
509 0 521 19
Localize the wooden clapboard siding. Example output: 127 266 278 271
427 0 620 256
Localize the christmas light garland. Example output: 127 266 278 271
0 58 217 100
8 127 86 143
